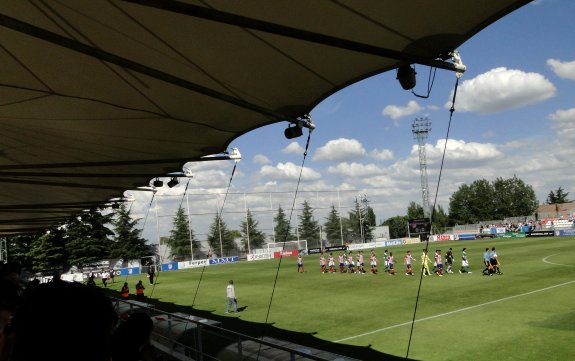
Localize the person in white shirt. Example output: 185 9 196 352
225 280 238 314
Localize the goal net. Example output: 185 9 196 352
267 240 308 254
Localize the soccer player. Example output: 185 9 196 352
446 248 454 274
347 251 355 274
328 253 335 273
319 253 326 273
482 247 492 275
387 252 395 275
421 249 431 276
404 250 414 276
383 250 389 273
297 254 305 273
435 250 444 276
370 250 378 274
338 252 345 273
460 247 471 273
432 250 438 274
358 251 365 274
490 247 502 275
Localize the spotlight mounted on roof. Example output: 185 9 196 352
284 123 303 139
284 115 315 139
397 64 417 90
167 177 179 188
153 178 163 187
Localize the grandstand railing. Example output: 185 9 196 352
111 298 359 361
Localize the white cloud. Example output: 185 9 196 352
449 67 555 113
548 107 575 142
253 154 271 165
426 139 503 167
259 162 321 181
382 100 422 126
326 162 384 177
547 59 575 80
282 142 305 154
370 148 394 161
313 138 366 162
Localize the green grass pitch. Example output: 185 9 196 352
110 236 575 361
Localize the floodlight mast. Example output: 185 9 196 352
412 117 431 219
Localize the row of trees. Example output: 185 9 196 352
164 198 376 259
6 205 153 274
4 175 570 272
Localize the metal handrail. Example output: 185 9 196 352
111 298 359 361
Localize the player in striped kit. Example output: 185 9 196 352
338 253 345 273
435 250 444 276
387 252 395 275
319 253 326 273
347 251 355 274
357 251 365 274
328 253 335 273
369 250 378 274
404 250 415 276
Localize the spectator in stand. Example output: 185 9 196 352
111 311 157 361
7 281 118 361
121 282 130 300
135 280 146 301
0 262 24 361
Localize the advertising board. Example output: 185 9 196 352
209 256 239 265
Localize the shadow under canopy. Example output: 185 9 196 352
0 0 531 233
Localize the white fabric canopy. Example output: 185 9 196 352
0 0 531 233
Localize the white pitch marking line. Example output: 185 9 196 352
334 279 575 343
542 254 575 267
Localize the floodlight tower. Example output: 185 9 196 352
412 117 431 218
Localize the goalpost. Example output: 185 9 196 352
266 240 308 254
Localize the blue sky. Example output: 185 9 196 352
130 0 575 245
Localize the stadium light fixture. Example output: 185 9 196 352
153 178 163 187
283 115 315 139
397 64 417 90
167 177 179 188
284 123 303 139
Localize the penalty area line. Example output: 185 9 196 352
333 279 575 343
